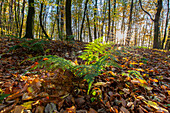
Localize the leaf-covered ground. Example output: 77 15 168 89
0 37 170 113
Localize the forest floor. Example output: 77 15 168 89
0 37 170 113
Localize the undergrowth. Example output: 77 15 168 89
8 39 49 55
22 37 123 94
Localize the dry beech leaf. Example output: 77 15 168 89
120 106 130 113
66 106 76 113
121 98 126 107
88 108 97 113
13 105 25 113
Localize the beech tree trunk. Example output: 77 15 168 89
161 0 169 49
80 0 89 42
125 0 133 46
139 0 162 49
93 0 97 40
65 0 73 40
39 3 49 39
19 0 25 38
24 0 35 39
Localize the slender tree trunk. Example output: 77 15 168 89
19 0 25 38
65 0 73 40
17 0 20 27
39 3 49 39
125 0 134 46
0 1 3 36
111 0 116 43
165 27 170 50
24 0 35 39
161 0 169 49
80 0 89 42
60 0 64 40
86 13 92 42
106 0 111 42
93 0 97 39
101 1 107 37
9 0 13 34
14 0 19 36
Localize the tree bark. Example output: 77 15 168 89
106 0 111 42
139 0 162 49
24 0 35 39
19 0 25 38
80 0 89 42
165 27 170 50
125 0 134 46
161 0 169 49
93 0 97 40
39 3 49 39
65 0 73 40
86 13 92 42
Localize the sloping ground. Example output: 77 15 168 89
0 37 170 113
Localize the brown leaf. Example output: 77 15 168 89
13 106 25 113
120 106 130 113
121 98 126 107
66 106 76 113
35 106 44 113
75 97 85 106
88 108 98 113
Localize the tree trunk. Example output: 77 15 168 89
86 13 92 42
24 0 35 39
19 0 25 38
65 0 73 40
93 0 97 40
0 1 4 36
139 0 162 49
80 0 89 42
110 0 116 43
101 1 107 37
60 1 64 40
161 0 169 49
125 0 134 46
39 3 49 39
106 0 111 42
165 27 170 50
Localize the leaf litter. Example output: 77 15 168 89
0 37 170 113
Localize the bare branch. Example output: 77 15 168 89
139 0 154 21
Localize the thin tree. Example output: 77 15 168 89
19 0 25 38
39 3 49 39
94 0 97 39
24 0 35 39
106 0 111 42
139 0 163 49
86 12 92 42
165 27 170 50
80 0 89 42
161 0 169 49
125 0 134 46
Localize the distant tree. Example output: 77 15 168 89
24 0 35 39
139 0 163 49
65 0 73 40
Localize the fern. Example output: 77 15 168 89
23 55 75 72
23 37 123 94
